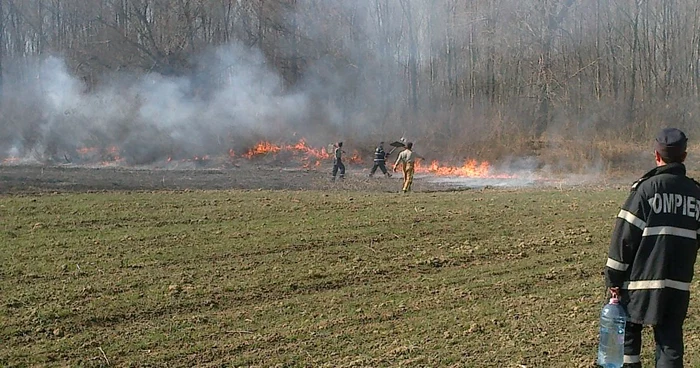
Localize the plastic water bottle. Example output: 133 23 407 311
597 297 626 368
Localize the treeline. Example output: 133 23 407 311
1 0 699 158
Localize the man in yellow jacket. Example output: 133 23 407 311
393 142 423 193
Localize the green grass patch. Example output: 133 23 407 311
1 188 697 367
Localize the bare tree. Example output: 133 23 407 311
2 0 700 157
0 0 4 86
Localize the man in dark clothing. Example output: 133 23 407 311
605 128 700 368
331 141 345 181
369 141 392 178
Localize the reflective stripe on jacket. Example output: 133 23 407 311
605 163 700 325
374 147 386 162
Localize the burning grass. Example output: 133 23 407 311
4 188 700 366
0 139 509 179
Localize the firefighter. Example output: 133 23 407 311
369 141 392 178
605 128 700 368
331 141 345 181
392 142 423 193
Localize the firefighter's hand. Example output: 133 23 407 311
609 287 620 299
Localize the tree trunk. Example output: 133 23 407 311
535 0 575 137
257 0 264 47
0 0 4 87
486 1 496 107
628 0 642 123
400 0 418 114
288 0 298 85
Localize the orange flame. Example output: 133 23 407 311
100 146 125 166
106 146 122 160
415 159 494 177
286 139 332 160
76 147 99 156
348 152 363 164
75 146 126 166
243 142 282 158
240 139 364 165
2 157 20 164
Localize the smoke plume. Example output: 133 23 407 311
0 44 318 164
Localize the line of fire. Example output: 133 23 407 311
0 138 510 179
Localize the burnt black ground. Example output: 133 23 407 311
0 162 640 195
0 163 451 194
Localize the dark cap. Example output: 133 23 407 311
655 128 687 157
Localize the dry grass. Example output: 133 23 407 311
413 119 700 176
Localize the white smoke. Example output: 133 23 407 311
0 44 311 164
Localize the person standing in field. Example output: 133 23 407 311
605 128 700 368
331 141 345 181
369 141 392 178
392 142 423 193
